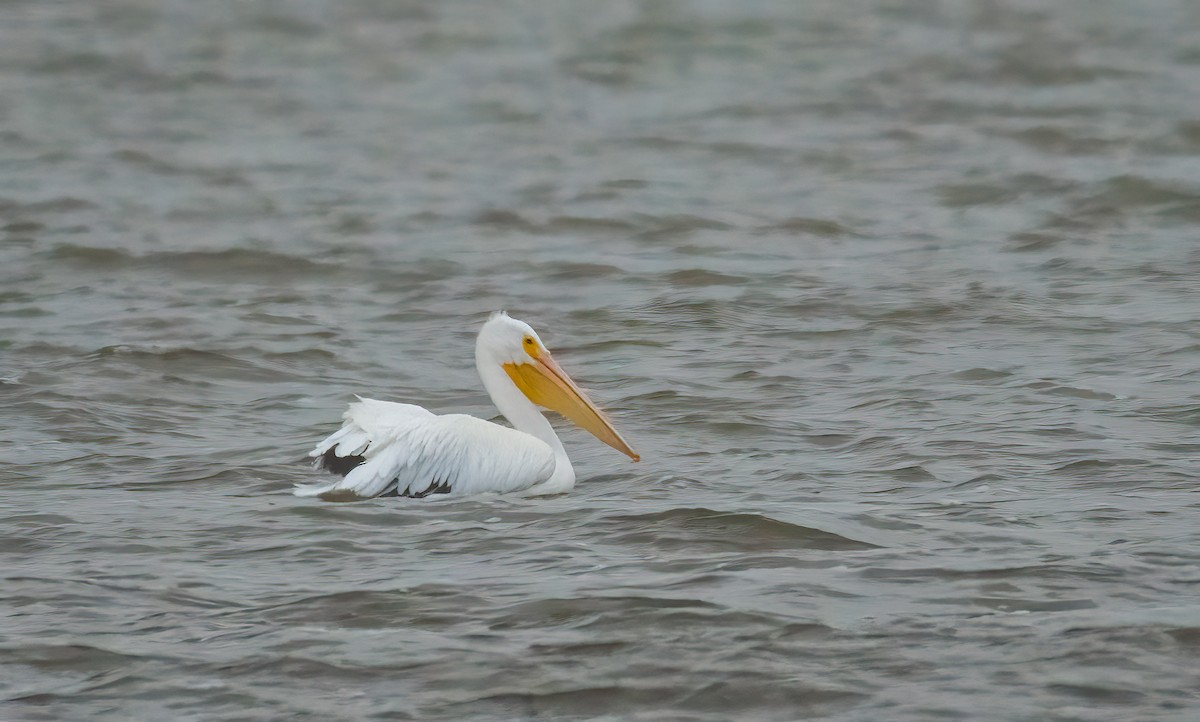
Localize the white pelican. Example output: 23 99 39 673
294 312 639 500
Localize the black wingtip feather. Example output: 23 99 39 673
317 448 366 477
313 449 452 499
403 480 452 499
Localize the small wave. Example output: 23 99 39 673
247 14 324 37
1086 174 1199 206
471 209 532 230
997 126 1118 155
45 244 129 265
212 654 386 680
2 642 149 671
30 50 234 91
1023 380 1117 400
1052 457 1145 474
459 672 863 720
0 196 96 215
665 269 747 287
111 149 250 187
936 174 1073 208
459 685 680 720
755 216 856 237
541 262 624 281
544 216 639 234
261 348 338 363
949 367 1013 381
879 464 939 483
1059 175 1200 226
2 220 45 233
476 208 736 241
632 213 733 241
1046 683 1145 705
603 507 878 551
143 249 331 278
46 244 336 279
1167 627 1200 647
86 345 287 383
471 209 641 235
493 595 719 630
1006 231 1063 252
622 135 834 167
677 679 866 717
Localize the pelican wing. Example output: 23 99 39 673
294 397 556 500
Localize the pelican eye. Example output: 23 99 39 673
522 336 539 356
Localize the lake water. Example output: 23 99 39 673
3 1 1200 720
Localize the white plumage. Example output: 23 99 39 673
295 398 556 499
294 313 638 501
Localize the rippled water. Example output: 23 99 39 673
4 1 1200 720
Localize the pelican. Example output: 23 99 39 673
294 312 638 500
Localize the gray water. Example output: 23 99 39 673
3 1 1200 720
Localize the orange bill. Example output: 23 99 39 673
504 353 639 461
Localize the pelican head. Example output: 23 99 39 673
477 312 639 461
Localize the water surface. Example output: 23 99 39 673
3 1 1200 720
